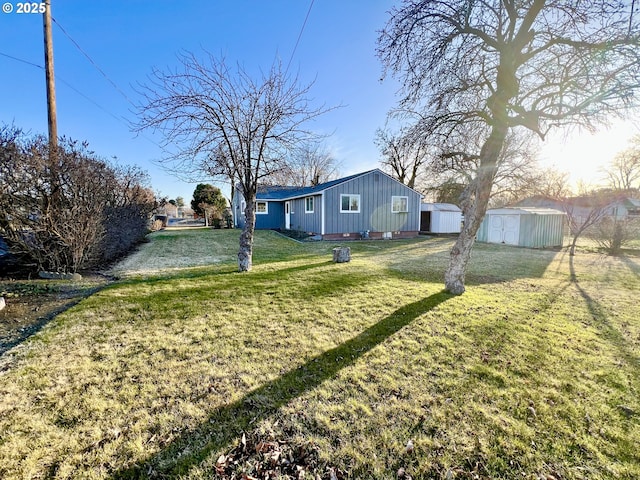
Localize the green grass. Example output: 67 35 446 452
0 229 638 479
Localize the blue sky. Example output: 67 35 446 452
2 2 639 204
1 1 400 203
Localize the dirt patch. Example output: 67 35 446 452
0 275 111 361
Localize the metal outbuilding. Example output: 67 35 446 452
477 207 565 248
420 203 462 233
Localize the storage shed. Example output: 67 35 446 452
420 203 462 233
477 207 565 248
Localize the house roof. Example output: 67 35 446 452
256 169 417 201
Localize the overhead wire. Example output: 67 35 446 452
0 51 129 127
285 0 315 75
51 16 135 107
0 51 170 153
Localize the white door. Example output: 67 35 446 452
285 201 291 229
488 215 504 243
488 214 520 245
502 215 520 245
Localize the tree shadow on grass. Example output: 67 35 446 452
111 290 453 478
113 260 335 292
569 255 639 382
619 255 640 283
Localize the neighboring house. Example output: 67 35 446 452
420 203 462 234
513 194 640 222
477 207 566 248
158 203 178 218
232 169 422 240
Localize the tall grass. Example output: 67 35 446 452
0 230 637 479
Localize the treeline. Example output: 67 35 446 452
0 125 157 273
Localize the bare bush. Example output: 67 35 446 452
0 126 156 273
594 216 640 255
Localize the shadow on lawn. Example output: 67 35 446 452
111 290 453 478
620 255 640 283
569 256 639 381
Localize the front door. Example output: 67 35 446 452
285 201 291 230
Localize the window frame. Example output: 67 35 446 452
391 196 409 213
305 196 314 213
340 194 361 213
255 201 268 215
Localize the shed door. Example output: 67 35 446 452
502 215 519 245
488 215 519 245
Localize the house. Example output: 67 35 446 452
420 203 462 233
477 207 566 248
232 169 422 240
513 194 640 222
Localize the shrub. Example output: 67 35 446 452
0 125 157 273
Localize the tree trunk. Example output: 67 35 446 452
238 193 256 272
444 123 507 295
569 236 578 256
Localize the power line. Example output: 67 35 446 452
285 0 315 75
0 51 129 127
51 16 135 106
0 51 172 157
0 51 42 69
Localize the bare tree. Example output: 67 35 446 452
134 52 330 271
378 0 640 294
265 142 340 187
529 167 572 199
594 215 640 255
423 127 548 207
375 126 430 190
602 134 640 191
562 191 613 256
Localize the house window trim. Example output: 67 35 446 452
256 201 268 215
305 196 315 213
340 194 361 213
392 196 409 213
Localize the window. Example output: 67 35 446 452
340 194 360 213
256 201 268 214
305 196 314 213
392 196 408 213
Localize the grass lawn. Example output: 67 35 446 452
0 229 638 479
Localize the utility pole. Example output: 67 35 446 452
43 0 59 210
43 0 57 152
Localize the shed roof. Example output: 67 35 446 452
486 207 565 216
421 203 462 212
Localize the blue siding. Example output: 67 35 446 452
234 169 421 236
256 201 285 229
289 195 322 233
324 171 421 234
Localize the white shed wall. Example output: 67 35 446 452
431 211 463 233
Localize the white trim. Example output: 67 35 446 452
340 194 361 213
305 196 314 213
321 192 325 235
392 196 409 213
256 201 268 215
